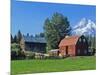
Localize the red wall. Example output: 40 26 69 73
59 45 76 57
68 45 75 56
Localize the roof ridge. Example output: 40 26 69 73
23 35 46 43
59 35 80 47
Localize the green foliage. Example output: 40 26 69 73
91 36 96 49
11 43 20 52
44 12 71 50
13 35 18 43
12 30 22 44
11 43 22 60
11 56 96 75
39 33 45 37
35 32 45 38
86 35 96 49
17 30 22 44
11 34 14 43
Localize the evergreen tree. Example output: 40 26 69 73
35 33 45 38
11 34 14 43
44 12 71 50
13 35 17 43
39 33 45 37
27 33 29 37
86 35 96 49
17 30 22 44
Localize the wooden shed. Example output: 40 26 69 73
59 35 88 57
48 49 59 56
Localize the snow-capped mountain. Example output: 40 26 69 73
72 18 96 36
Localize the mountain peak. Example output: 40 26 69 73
72 18 96 36
74 18 87 29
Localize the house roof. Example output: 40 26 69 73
59 36 80 47
23 35 46 43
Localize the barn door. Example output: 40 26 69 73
66 46 68 55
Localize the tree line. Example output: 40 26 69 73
11 30 45 44
11 30 22 44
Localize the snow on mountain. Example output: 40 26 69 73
72 18 96 36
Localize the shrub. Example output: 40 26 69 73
11 43 20 51
11 51 18 60
88 47 96 56
17 50 26 60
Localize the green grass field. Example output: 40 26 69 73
11 56 96 75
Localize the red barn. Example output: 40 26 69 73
59 35 88 57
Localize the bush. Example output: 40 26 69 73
88 48 96 56
11 43 23 60
11 51 18 60
11 43 20 51
17 50 26 60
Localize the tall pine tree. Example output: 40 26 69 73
17 30 22 44
11 34 14 43
13 35 17 43
44 12 71 50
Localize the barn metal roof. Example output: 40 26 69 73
23 35 46 43
59 36 80 47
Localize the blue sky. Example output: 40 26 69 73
11 0 96 36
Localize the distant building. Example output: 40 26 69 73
59 35 88 56
20 35 46 53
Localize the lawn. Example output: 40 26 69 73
11 56 96 75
